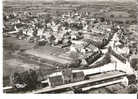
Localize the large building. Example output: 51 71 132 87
137 0 138 23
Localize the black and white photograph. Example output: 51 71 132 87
2 0 138 94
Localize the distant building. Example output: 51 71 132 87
110 17 136 24
48 75 64 87
108 11 130 18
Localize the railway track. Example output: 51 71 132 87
31 71 126 93
3 71 126 93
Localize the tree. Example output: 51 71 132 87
127 84 137 93
70 52 81 68
10 69 40 90
45 14 52 23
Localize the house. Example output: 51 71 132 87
70 40 99 56
48 68 85 87
48 75 64 87
89 47 128 70
108 11 130 18
72 72 85 82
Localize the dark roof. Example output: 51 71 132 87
89 47 127 68
110 49 126 63
72 72 84 79
83 39 102 48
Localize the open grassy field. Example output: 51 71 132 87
3 37 56 86
3 1 137 17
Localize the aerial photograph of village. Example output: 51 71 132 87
3 0 138 94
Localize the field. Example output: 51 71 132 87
3 37 57 86
3 1 137 17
